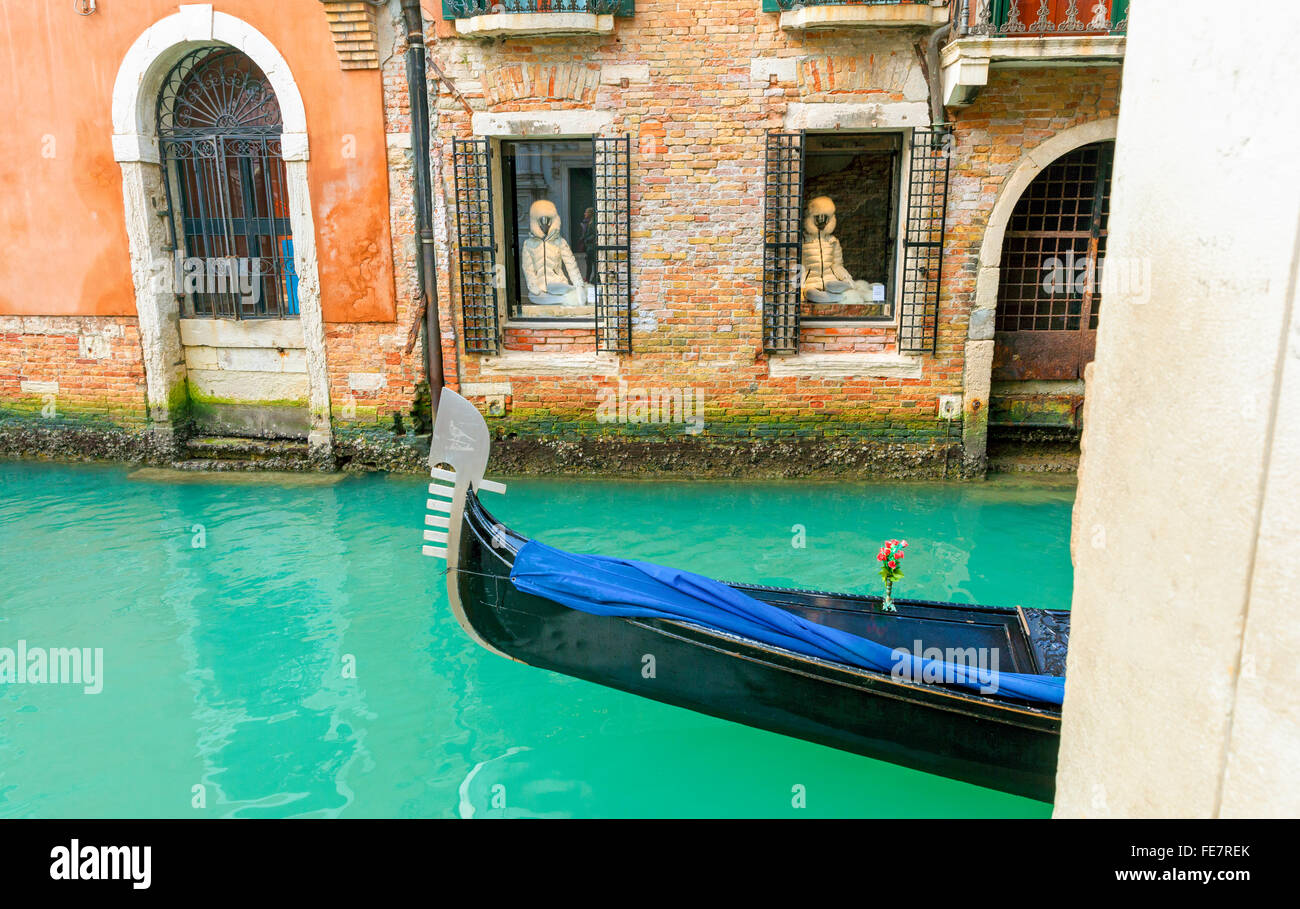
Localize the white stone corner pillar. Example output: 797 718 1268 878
1053 0 1300 818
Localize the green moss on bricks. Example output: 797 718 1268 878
481 413 954 443
184 383 307 410
330 405 382 426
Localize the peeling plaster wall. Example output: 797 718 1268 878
0 0 394 323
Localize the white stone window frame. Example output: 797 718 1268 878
111 4 331 454
773 101 931 375
470 112 616 361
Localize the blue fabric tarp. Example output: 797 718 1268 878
510 540 1065 706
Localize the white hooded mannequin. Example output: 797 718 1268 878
522 199 585 307
800 195 879 306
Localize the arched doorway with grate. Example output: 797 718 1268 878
158 47 298 321
990 140 1114 432
156 46 310 439
111 9 331 456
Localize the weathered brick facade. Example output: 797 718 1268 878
0 1 1122 476
412 3 1121 474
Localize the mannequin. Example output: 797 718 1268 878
800 195 882 307
801 196 854 303
522 199 585 307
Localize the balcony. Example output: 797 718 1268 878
444 0 632 39
941 1 1128 106
767 1 950 31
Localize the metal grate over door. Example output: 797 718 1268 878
452 137 500 355
899 127 950 354
593 136 632 354
994 140 1114 381
763 131 803 353
157 47 297 320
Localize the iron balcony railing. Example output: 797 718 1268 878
771 1 942 8
962 0 1129 37
447 0 625 17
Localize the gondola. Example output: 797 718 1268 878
422 389 1070 803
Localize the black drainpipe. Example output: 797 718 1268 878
400 0 445 419
922 19 954 127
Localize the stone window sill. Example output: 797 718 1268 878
778 3 949 32
767 351 922 379
514 303 596 321
477 350 619 377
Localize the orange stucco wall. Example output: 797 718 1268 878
0 0 395 322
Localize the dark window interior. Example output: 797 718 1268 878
502 139 596 321
801 132 902 322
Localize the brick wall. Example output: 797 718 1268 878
0 316 148 424
415 3 1120 461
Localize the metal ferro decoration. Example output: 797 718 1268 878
969 0 1127 37
450 0 622 15
157 47 296 320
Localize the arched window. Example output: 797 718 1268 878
158 47 297 320
994 141 1114 380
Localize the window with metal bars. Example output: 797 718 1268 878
452 135 632 355
763 131 803 353
594 136 632 353
899 127 950 354
762 128 949 353
453 137 501 354
157 47 297 320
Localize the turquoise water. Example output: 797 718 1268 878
0 461 1074 818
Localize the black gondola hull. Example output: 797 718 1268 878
453 492 1065 803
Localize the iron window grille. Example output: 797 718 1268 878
762 131 804 353
452 137 501 354
593 136 632 354
965 0 1129 37
453 135 634 355
157 47 298 320
763 128 950 353
899 126 950 354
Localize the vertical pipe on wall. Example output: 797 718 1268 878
400 0 445 418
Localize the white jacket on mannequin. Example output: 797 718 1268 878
522 199 585 306
800 196 854 300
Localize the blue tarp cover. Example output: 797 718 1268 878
510 540 1066 706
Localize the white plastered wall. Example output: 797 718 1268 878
1054 0 1300 817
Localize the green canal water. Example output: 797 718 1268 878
0 461 1075 818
